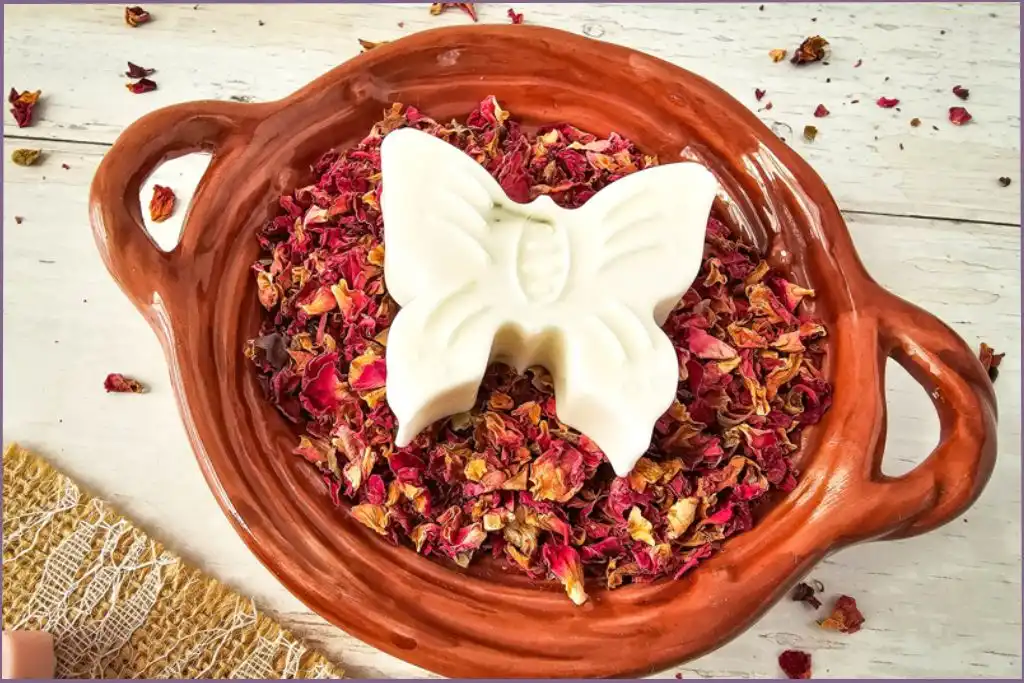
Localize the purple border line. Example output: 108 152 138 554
1 1 1021 681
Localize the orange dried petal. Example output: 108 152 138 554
350 503 390 535
148 184 175 223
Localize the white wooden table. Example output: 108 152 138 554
3 3 1020 678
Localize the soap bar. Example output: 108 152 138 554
2 631 55 679
380 128 718 476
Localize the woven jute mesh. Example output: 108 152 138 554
2 443 344 679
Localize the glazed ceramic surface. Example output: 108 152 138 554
89 26 998 678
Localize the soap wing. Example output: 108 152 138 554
553 303 682 477
386 284 501 448
380 127 507 307
579 162 719 325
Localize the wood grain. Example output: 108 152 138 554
3 3 1020 224
2 3 1020 678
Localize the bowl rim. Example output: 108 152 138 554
89 24 997 678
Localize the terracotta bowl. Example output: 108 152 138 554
90 26 998 678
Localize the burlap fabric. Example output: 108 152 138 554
2 444 344 679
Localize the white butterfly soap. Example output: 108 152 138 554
380 128 718 477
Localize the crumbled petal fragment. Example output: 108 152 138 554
910 117 921 127
818 594 865 634
949 106 972 125
876 97 899 108
813 104 829 118
126 78 157 94
791 581 822 609
952 84 969 100
803 125 818 142
244 98 832 604
998 176 1012 187
104 373 146 393
430 2 477 21
149 184 176 223
755 88 766 102
125 5 151 26
14 216 24 225
978 342 1004 382
853 58 862 67
790 36 829 64
507 7 523 23
8 89 41 128
779 650 812 679
11 149 42 166
358 38 388 52
125 61 155 78
769 48 788 63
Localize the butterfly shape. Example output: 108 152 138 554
380 127 718 477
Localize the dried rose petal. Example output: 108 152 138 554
876 97 899 108
429 2 477 21
126 78 157 94
542 543 588 605
910 117 921 127
14 216 24 225
952 84 969 100
348 351 387 392
104 373 145 393
507 7 524 23
8 88 41 128
148 184 175 223
998 176 1012 187
790 36 829 64
125 5 151 26
351 503 390 535
125 61 155 78
358 38 388 52
791 581 822 609
978 342 1004 382
530 446 585 503
853 58 863 68
755 88 766 102
779 650 812 679
627 506 656 546
11 149 42 167
688 327 737 360
813 104 829 118
949 106 972 125
818 594 865 634
802 125 818 142
769 48 787 63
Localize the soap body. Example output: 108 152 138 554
381 128 718 476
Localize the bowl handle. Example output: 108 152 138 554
89 100 257 307
866 291 998 540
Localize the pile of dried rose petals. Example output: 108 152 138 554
246 97 832 604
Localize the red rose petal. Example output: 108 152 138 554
104 373 145 393
779 650 812 679
876 96 899 108
949 106 972 125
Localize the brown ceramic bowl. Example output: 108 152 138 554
90 26 998 678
